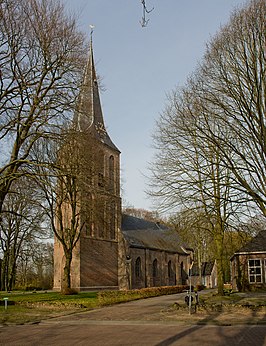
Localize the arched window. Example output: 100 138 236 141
152 259 158 278
109 155 115 193
135 257 141 279
98 151 105 188
168 260 172 278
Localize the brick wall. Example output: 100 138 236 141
128 248 187 289
80 236 118 287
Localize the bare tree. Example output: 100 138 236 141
139 0 154 27
149 0 265 295
15 240 53 290
122 207 161 223
33 133 81 293
34 127 106 293
0 0 87 215
0 178 46 291
170 209 257 285
190 0 266 216
169 209 215 279
149 87 247 295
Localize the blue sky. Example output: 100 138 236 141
63 0 246 212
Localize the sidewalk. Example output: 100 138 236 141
39 289 266 326
0 291 266 346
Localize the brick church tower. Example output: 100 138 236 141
53 39 121 291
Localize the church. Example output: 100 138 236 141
53 40 193 291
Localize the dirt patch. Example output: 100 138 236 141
161 302 266 325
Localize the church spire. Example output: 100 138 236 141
75 35 119 152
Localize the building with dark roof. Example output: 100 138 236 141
53 39 193 291
230 230 266 290
191 261 217 288
120 214 193 289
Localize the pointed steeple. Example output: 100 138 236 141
75 37 119 152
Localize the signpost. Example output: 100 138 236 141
3 297 8 310
188 261 194 315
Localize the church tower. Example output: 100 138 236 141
53 38 121 291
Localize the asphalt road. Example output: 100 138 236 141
0 292 266 346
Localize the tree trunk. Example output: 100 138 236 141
197 250 202 285
7 260 17 291
1 252 9 291
61 251 73 294
215 235 224 296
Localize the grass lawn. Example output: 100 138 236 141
1 289 266 325
0 291 99 325
199 290 266 307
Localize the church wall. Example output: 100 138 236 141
70 241 81 290
53 236 81 291
130 248 146 289
53 237 63 291
73 140 121 290
128 247 188 289
164 253 177 286
149 250 163 287
146 249 173 287
102 147 120 197
80 237 118 289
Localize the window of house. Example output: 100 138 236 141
248 259 262 283
152 259 158 278
135 257 141 279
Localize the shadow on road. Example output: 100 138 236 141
155 325 203 346
155 309 266 346
155 311 221 346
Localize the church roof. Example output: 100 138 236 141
74 38 119 152
121 214 190 255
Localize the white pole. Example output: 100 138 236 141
189 271 192 315
188 261 194 315
3 297 8 310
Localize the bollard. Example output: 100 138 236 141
3 297 8 310
195 291 199 305
194 291 199 313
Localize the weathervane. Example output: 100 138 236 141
140 0 154 27
89 24 95 38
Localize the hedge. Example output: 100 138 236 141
98 285 189 305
